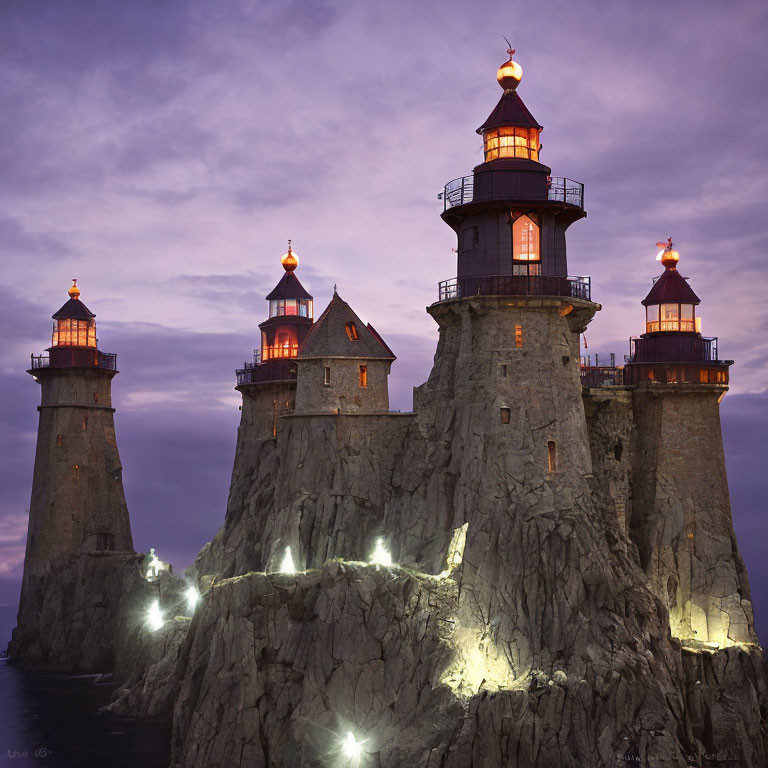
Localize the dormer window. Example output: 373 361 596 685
345 322 359 341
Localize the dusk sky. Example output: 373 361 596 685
1 1 767 645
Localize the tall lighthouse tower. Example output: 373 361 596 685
22 281 133 588
413 49 602 678
625 242 755 646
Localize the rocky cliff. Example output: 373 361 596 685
10 295 768 767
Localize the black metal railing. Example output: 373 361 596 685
29 351 117 371
438 274 591 302
627 335 721 364
547 177 584 207
236 357 298 385
439 175 584 211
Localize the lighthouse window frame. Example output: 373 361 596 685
52 318 97 348
483 127 540 162
647 303 697 333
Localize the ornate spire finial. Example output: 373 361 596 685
333 283 338 295
280 239 299 272
655 237 680 270
497 38 523 91
68 278 80 300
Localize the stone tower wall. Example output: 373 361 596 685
629 384 755 645
582 386 634 544
294 357 391 413
23 367 133 585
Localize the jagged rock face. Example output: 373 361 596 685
10 552 148 672
181 296 767 766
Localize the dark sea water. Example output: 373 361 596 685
0 658 171 768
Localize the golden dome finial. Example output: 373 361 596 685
68 278 80 299
280 239 299 272
655 237 680 270
497 38 523 91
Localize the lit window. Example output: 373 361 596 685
660 303 679 331
646 304 660 333
82 415 88 431
513 215 539 261
52 318 96 348
483 127 540 162
345 322 359 341
324 366 331 386
93 392 99 404
359 365 368 387
680 304 695 332
56 434 63 447
547 441 557 472
515 325 523 348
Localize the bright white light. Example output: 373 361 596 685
185 586 199 612
369 538 392 567
146 599 164 631
146 554 161 581
279 545 296 574
656 250 664 261
341 731 362 763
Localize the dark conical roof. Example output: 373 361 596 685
477 91 542 134
642 267 701 306
298 293 395 360
52 298 95 320
265 271 313 301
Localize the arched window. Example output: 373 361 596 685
345 322 359 341
513 215 540 262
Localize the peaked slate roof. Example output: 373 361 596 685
265 271 313 301
52 298 95 320
297 293 395 360
477 91 543 134
642 268 701 306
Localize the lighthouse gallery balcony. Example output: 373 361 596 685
437 274 591 302
441 175 584 212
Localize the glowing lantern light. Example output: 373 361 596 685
185 586 199 612
369 538 392 568
279 545 296 574
341 731 363 765
146 599 164 631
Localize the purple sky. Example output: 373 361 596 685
1 1 767 645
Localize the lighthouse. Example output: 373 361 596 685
21 281 133 587
625 243 754 646
234 243 314 439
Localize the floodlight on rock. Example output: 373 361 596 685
146 599 164 631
